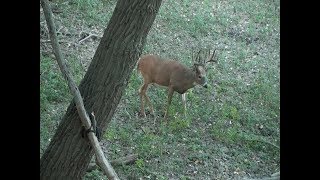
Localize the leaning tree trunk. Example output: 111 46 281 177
40 0 162 179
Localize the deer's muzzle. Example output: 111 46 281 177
201 76 208 88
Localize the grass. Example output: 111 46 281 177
40 0 280 179
40 54 84 155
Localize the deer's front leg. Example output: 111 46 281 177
181 93 187 117
164 87 174 120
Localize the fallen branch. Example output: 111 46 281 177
87 154 138 172
243 171 280 180
78 33 101 44
40 39 51 43
242 135 279 149
246 138 280 149
244 177 279 180
87 163 99 172
40 39 70 44
244 176 279 180
111 154 138 166
271 172 280 177
40 0 119 179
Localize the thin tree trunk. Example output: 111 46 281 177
40 0 162 179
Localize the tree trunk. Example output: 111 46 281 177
40 0 162 179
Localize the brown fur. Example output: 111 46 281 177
137 54 208 119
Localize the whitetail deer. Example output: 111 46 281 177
137 49 217 120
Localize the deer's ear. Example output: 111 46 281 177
193 64 200 73
194 63 200 68
193 64 198 71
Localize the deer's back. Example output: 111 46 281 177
138 54 187 87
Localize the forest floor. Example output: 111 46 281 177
40 0 280 179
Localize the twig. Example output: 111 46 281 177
271 172 280 177
87 154 138 172
40 39 51 43
245 138 280 149
79 58 87 72
111 154 138 166
40 146 46 155
243 171 280 180
41 39 72 44
40 0 120 179
56 26 63 35
244 177 279 180
78 34 101 44
40 68 48 78
244 175 279 180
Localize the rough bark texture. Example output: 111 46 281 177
40 0 162 179
41 0 120 178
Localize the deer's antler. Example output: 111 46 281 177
206 49 218 63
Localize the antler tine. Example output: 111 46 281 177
194 50 201 65
206 48 217 63
191 48 194 63
204 49 210 65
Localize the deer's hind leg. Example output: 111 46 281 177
143 85 156 125
139 76 154 118
139 83 148 118
144 92 154 116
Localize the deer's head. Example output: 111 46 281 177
192 49 218 88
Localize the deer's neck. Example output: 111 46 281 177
188 67 198 82
183 68 198 88
171 67 198 94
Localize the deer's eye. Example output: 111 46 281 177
198 75 202 78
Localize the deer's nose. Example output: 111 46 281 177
202 76 208 88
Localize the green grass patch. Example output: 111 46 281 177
41 0 280 178
40 56 70 105
168 117 191 132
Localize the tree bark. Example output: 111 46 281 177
40 0 162 179
41 0 120 178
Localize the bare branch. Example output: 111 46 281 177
87 154 138 172
40 39 51 43
110 154 138 166
78 33 101 44
40 39 70 44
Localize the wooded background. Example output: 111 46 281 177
40 0 280 179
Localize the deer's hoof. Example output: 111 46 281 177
138 112 146 118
